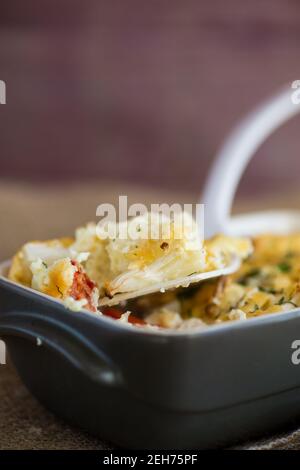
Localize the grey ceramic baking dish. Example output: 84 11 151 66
0 86 299 449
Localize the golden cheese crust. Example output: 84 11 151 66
8 238 74 287
142 234 300 326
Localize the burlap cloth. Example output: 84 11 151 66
1 181 300 450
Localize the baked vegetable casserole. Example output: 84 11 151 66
8 212 300 330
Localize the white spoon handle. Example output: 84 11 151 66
202 85 300 238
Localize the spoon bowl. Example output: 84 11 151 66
99 254 240 307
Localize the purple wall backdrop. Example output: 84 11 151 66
0 0 299 198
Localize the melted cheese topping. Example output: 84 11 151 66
140 234 300 327
31 258 77 298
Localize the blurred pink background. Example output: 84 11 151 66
0 0 299 199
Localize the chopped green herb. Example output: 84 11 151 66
259 286 277 294
277 262 291 273
251 304 260 313
276 297 298 308
42 261 48 269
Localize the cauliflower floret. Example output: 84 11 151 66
228 309 247 321
204 235 253 270
30 258 99 312
8 238 73 287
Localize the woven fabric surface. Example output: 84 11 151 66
1 181 300 450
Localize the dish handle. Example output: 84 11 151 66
0 311 123 388
202 85 300 237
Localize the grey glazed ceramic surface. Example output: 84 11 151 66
1 264 300 448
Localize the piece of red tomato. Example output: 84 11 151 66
102 307 145 326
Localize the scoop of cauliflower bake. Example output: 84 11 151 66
71 212 252 298
100 211 206 297
8 212 252 314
